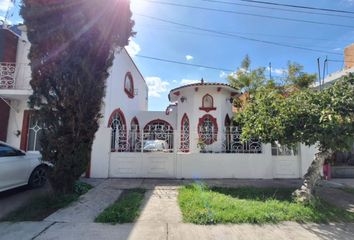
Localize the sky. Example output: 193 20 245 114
1 0 354 110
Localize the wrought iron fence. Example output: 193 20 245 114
110 127 262 154
222 126 262 153
0 62 16 89
111 130 174 153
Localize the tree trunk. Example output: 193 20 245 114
292 148 332 203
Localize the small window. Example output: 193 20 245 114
124 72 134 98
200 94 216 112
203 94 213 108
27 114 43 151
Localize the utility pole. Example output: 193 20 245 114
322 56 327 87
317 58 321 90
269 62 272 80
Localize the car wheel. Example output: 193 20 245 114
28 166 47 188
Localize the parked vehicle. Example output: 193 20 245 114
143 140 170 152
0 141 49 192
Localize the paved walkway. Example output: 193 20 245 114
1 178 354 240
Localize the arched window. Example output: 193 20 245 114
198 114 218 145
124 72 134 98
200 94 216 112
180 113 190 152
144 119 174 150
130 117 140 152
224 114 232 152
108 109 127 152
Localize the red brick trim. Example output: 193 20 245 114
108 108 127 152
143 119 174 131
108 108 126 127
199 93 216 112
199 107 217 112
131 117 140 131
20 110 31 151
124 72 134 99
180 113 190 152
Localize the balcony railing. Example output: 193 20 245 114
0 62 16 89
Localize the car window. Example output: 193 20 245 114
0 144 24 157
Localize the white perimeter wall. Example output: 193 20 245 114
90 130 316 179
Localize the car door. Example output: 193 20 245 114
0 143 30 190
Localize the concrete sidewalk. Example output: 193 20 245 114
0 221 354 240
1 178 353 240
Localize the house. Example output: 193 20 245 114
0 24 317 180
316 43 354 178
315 43 354 89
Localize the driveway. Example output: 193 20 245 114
0 178 354 240
0 183 51 220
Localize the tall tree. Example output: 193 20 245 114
236 74 354 203
21 0 134 193
228 55 267 95
286 61 317 89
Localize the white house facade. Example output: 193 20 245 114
0 25 317 180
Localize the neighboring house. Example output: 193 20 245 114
315 43 354 178
0 24 316 180
315 43 354 89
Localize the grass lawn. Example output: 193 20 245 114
178 184 354 224
1 181 92 222
95 188 146 224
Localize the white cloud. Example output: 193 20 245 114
0 0 13 11
172 80 178 84
146 76 169 97
180 79 200 85
125 40 141 57
219 71 228 79
185 55 194 61
267 67 287 76
333 47 342 51
342 0 354 5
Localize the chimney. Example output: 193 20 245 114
344 43 354 69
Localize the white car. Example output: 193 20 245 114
0 141 48 192
143 140 170 152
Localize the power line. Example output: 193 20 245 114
239 0 354 15
328 59 354 63
138 22 332 41
199 0 354 19
136 13 343 56
136 54 234 72
142 0 354 29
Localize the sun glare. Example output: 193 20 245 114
130 0 150 13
